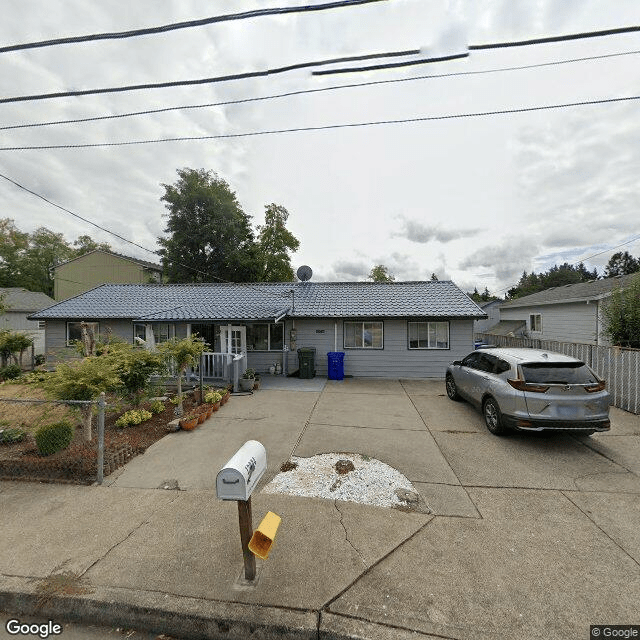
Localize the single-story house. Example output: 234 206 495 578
53 250 162 301
499 274 638 346
30 280 485 378
1 288 56 355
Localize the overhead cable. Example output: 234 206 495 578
3 49 639 131
311 52 469 75
0 0 387 54
0 49 422 104
1 95 638 152
0 171 297 299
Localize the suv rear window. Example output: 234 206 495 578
521 362 598 384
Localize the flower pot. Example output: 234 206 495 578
180 417 198 430
239 378 254 392
212 401 221 412
197 412 206 424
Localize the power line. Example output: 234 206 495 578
0 171 296 301
0 0 386 54
311 52 469 75
0 49 422 105
3 49 639 132
470 25 640 50
2 95 638 152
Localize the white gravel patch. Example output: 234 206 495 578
262 453 416 509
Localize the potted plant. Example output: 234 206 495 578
179 411 199 430
204 390 222 411
239 368 255 392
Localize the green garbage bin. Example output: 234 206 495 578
297 348 316 379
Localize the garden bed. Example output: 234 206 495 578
0 394 202 485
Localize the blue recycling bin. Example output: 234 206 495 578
327 351 345 380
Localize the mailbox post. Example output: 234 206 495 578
216 441 267 582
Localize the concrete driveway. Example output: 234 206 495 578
3 377 638 639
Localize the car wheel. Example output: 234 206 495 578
445 374 460 401
483 397 508 436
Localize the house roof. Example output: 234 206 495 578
500 274 638 309
29 281 485 321
53 249 162 272
0 288 56 312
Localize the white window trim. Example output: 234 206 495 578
343 321 384 350
407 321 450 350
246 323 284 351
529 314 542 333
66 321 99 346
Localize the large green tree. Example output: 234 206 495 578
604 251 639 278
0 219 29 287
158 169 259 283
255 204 300 281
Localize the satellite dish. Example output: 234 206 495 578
297 265 313 282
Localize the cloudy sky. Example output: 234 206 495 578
1 0 639 294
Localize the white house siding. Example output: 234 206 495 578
1 312 45 354
279 317 473 379
500 302 598 344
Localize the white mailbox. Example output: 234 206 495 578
216 440 267 501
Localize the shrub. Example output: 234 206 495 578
35 421 75 456
0 427 26 445
149 400 165 414
34 354 46 366
204 391 222 404
115 409 153 428
0 364 22 381
17 370 49 385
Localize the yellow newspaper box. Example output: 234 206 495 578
249 511 281 560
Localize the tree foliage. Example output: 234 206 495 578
601 274 640 348
158 169 300 283
507 262 598 299
0 218 111 296
255 204 300 281
604 251 639 278
367 265 395 282
0 330 33 367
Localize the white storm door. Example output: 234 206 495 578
220 325 247 356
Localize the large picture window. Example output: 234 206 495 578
67 321 99 346
133 323 175 344
408 321 449 349
344 321 383 349
246 323 284 351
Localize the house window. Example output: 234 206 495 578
344 321 383 349
67 321 99 346
246 323 284 351
133 323 175 344
408 321 449 349
529 314 542 332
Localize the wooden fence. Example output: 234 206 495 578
475 334 640 414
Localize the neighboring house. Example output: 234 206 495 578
30 280 485 378
499 274 637 346
0 288 56 355
473 299 503 334
53 250 162 301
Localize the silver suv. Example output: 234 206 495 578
445 348 611 436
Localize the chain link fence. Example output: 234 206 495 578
475 333 640 414
0 395 112 484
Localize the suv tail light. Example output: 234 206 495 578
507 378 549 393
585 380 606 393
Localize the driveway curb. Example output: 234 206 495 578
0 577 431 640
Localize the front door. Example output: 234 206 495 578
219 325 247 356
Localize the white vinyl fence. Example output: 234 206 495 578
475 334 640 414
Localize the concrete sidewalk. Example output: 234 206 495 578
1 379 639 639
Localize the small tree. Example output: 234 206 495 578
367 265 395 282
108 344 165 406
601 274 640 348
158 336 207 415
0 331 34 367
44 357 121 441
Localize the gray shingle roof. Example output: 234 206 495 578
30 281 485 321
500 274 638 308
0 288 55 312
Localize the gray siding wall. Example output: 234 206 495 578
500 302 598 344
283 318 473 378
45 319 138 357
